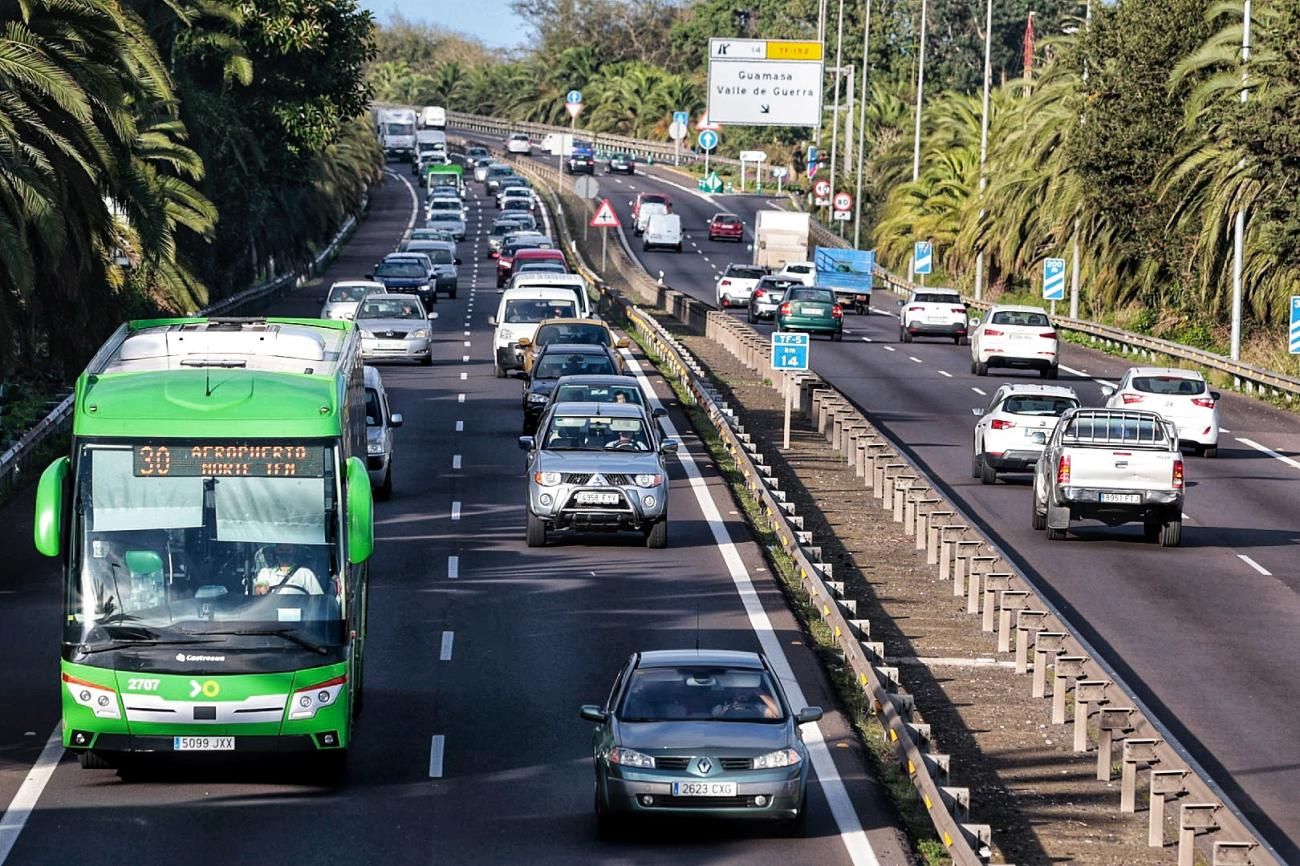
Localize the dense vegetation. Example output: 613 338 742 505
372 0 1297 360
0 0 380 380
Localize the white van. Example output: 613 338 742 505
634 201 668 236
420 106 447 129
505 273 593 319
364 365 403 499
489 287 583 377
643 213 682 252
414 129 449 175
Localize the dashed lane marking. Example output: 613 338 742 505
1238 554 1272 576
439 631 455 661
447 555 459 578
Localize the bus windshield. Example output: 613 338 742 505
68 442 344 650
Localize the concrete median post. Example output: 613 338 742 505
1121 738 1160 813
953 541 982 599
1015 611 1047 674
926 513 954 565
937 526 964 580
854 438 869 477
1150 769 1188 847
1212 842 1255 866
1034 632 1066 698
1052 656 1089 724
981 572 1012 632
866 443 889 489
892 477 914 522
1178 804 1220 866
914 498 940 550
1096 707 1134 781
997 590 1029 652
1073 680 1110 752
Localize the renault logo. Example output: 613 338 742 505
696 757 712 774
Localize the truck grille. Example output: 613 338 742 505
562 473 632 485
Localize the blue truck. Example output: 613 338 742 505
814 247 875 313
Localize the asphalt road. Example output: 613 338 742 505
473 137 1300 862
0 164 912 866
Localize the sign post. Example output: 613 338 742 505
771 332 810 450
913 240 933 286
670 111 689 165
697 129 719 181
832 191 852 223
1291 296 1300 354
738 150 767 192
590 198 621 271
574 175 599 241
707 38 824 127
1043 257 1066 317
771 166 789 193
561 90 583 174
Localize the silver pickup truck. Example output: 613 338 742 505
1031 408 1185 547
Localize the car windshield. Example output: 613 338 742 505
328 284 369 303
407 245 453 264
1132 375 1206 396
619 666 785 722
787 288 835 303
990 310 1050 327
375 261 426 278
541 415 650 451
553 383 643 405
1003 396 1079 416
727 266 765 279
535 323 610 347
358 298 424 320
504 298 577 323
534 351 616 379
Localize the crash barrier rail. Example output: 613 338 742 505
807 219 1300 403
486 139 1284 865
0 209 362 500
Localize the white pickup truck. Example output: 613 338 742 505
1031 408 1185 547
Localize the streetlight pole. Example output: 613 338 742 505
1070 0 1092 320
907 0 929 282
828 0 846 218
853 0 873 250
974 0 993 300
816 0 829 148
1230 0 1251 360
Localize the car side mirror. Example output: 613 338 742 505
455 257 463 265
579 704 608 723
488 315 497 326
971 408 983 417
796 707 823 725
390 413 403 428
627 200 633 208
969 317 981 328
1099 384 1116 396
365 273 374 280
345 456 374 565
896 299 905 307
428 311 437 320
660 439 680 454
34 457 70 557
517 435 535 451
317 296 326 304
652 407 667 419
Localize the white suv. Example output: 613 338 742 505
715 263 766 308
969 304 1059 379
971 384 1079 484
776 261 816 286
1103 367 1221 457
898 288 969 344
506 133 532 155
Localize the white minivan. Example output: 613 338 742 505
490 287 583 377
634 202 668 236
643 213 682 252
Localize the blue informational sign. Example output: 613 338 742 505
697 129 719 151
771 332 810 371
673 111 689 127
566 90 583 104
1290 295 1300 354
1043 257 1067 301
814 247 874 295
806 145 819 179
913 241 933 275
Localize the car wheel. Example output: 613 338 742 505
420 354 433 367
975 361 989 376
77 750 114 770
970 358 978 374
1041 365 1059 380
1045 524 1067 541
1201 445 1218 458
449 290 457 300
376 465 393 500
901 329 912 343
642 241 649 251
526 512 548 547
979 457 997 485
953 335 963 345
645 518 668 549
782 804 809 838
675 243 682 253
748 308 758 324
1159 518 1182 548
1031 505 1047 531
972 452 982 479
832 329 843 342
494 363 505 379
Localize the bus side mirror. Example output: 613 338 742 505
34 457 70 557
346 456 374 565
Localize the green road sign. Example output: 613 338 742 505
698 171 723 193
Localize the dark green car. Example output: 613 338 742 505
580 649 823 836
775 286 844 341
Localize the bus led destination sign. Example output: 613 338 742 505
133 443 328 478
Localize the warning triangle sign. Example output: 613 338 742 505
590 198 620 228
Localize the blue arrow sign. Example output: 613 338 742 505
697 129 719 151
673 111 689 127
771 332 810 371
1043 257 1066 301
914 241 932 276
566 89 583 104
1290 295 1300 354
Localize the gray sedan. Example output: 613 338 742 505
356 296 435 365
518 402 676 548
581 649 822 836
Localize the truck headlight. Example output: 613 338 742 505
634 474 662 487
534 471 561 487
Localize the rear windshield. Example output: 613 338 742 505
375 261 425 278
427 212 461 224
516 262 566 274
714 214 740 224
429 199 459 210
536 323 609 347
1003 396 1078 416
506 240 553 254
787 288 835 303
726 266 765 279
1063 413 1169 445
1131 376 1206 396
757 277 799 290
914 293 962 304
503 298 577 323
991 310 1050 327
641 194 669 205
407 246 453 264
488 167 515 177
328 285 369 303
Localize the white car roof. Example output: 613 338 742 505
996 384 1078 399
780 262 814 270
1123 366 1205 380
987 303 1051 315
511 273 587 287
501 287 582 302
331 280 385 290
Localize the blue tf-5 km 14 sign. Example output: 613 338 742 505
771 332 810 371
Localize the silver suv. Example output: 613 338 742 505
519 402 678 548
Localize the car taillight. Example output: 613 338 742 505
1056 454 1071 484
1121 394 1144 405
984 328 1004 336
780 302 792 316
991 419 1015 430
720 279 731 287
831 304 843 318
1191 397 1215 408
1172 458 1184 490
1040 331 1058 339
952 307 967 314
908 306 924 313
753 289 765 300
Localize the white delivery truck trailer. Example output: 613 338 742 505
753 211 810 270
379 108 418 161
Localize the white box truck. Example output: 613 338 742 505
753 211 810 270
378 108 417 161
420 106 447 129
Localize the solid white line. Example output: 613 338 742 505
1219 427 1230 433
384 169 419 236
882 346 895 352
439 631 455 661
619 350 883 866
455 420 464 431
1237 554 1271 576
0 725 63 865
909 356 923 364
971 387 987 396
1235 437 1300 470
938 370 953 378
451 502 461 521
428 735 445 778
452 454 462 470
448 555 459 578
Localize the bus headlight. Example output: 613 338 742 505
288 675 347 721
63 672 121 719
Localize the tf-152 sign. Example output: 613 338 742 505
707 38 824 127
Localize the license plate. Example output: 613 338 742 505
1010 334 1030 340
174 736 234 751
926 316 946 323
672 781 738 797
801 306 826 316
380 340 407 350
576 492 620 505
1099 493 1141 504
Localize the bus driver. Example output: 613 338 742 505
252 542 324 595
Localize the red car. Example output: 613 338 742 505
708 212 744 242
498 247 567 286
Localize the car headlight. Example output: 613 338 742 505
608 747 655 769
533 471 561 486
752 748 802 769
359 329 375 339
499 329 513 341
527 392 549 403
367 441 384 455
410 329 429 339
634 474 662 488
417 284 431 292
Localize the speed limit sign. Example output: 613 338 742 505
833 191 852 211
814 180 831 199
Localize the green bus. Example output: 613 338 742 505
34 317 375 771
424 162 464 194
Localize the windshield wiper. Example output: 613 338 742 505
76 637 224 655
189 628 328 655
